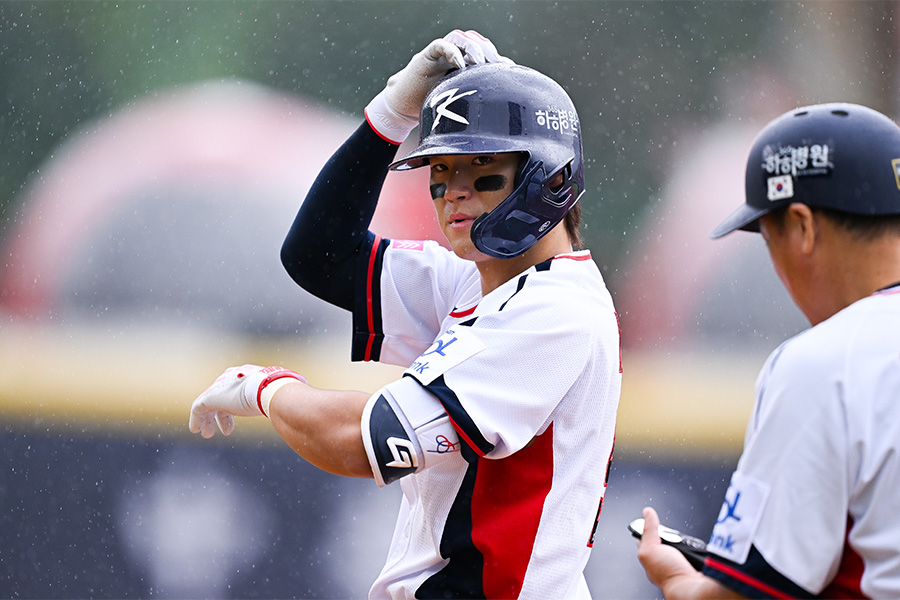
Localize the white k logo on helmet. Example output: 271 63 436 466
430 87 477 130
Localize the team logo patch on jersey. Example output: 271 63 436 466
405 326 484 385
708 472 770 564
391 240 425 252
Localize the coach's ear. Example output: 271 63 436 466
785 202 818 256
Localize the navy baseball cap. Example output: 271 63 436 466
710 102 900 239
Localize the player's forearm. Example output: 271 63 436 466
268 383 373 478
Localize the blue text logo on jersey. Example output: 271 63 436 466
409 334 459 375
709 484 743 554
709 532 737 553
423 335 458 357
716 488 743 525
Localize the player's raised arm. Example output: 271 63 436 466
280 31 509 310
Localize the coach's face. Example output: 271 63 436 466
428 152 520 261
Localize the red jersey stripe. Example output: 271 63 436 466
363 234 382 361
552 252 592 261
449 305 478 318
445 412 487 458
472 425 554 599
705 557 795 599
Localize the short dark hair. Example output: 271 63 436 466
565 202 584 249
767 204 900 240
816 207 900 240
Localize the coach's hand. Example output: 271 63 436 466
365 29 513 144
189 365 306 438
637 507 731 599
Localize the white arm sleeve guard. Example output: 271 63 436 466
361 377 460 487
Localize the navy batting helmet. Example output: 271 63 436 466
390 62 584 258
710 102 900 239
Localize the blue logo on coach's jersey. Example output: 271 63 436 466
716 484 743 525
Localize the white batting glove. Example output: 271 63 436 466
447 29 513 67
189 364 306 438
365 29 513 144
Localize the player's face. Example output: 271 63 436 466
428 152 520 261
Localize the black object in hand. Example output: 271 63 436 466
629 517 709 571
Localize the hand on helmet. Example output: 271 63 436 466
445 29 514 69
189 364 306 438
365 30 513 144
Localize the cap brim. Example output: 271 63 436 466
389 135 529 171
709 203 770 239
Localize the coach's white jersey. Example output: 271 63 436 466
705 285 900 598
352 238 621 600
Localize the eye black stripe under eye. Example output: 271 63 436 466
430 183 447 199
474 175 506 192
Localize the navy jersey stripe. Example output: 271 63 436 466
535 257 553 271
499 274 528 312
417 460 485 598
423 374 494 461
704 546 814 599
352 234 389 362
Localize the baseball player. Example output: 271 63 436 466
189 30 622 599
636 103 900 598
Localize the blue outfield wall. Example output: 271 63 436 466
0 424 736 599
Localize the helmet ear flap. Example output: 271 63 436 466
471 160 547 258
471 156 583 258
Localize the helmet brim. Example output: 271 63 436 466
389 134 530 171
709 203 769 239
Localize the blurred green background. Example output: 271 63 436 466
3 1 895 274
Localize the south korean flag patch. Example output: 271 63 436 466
767 175 794 201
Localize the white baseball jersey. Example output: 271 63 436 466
352 236 621 600
704 284 900 598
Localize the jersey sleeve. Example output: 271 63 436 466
704 335 852 597
351 237 479 365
